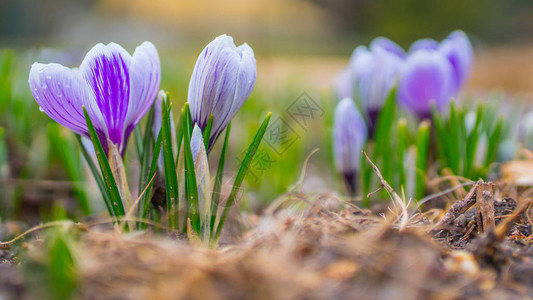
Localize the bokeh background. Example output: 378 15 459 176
3 0 533 93
2 0 533 220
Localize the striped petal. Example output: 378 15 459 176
29 62 106 138
80 43 132 148
126 41 161 134
188 35 257 150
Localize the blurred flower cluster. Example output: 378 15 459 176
332 30 473 195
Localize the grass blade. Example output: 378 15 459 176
213 112 272 243
139 131 163 229
415 120 430 200
182 103 201 234
161 96 179 230
210 123 231 234
203 114 214 152
138 106 155 197
82 107 125 220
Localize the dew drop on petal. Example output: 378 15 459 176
46 75 51 80
39 106 44 112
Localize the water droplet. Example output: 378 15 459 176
46 75 51 80
65 84 71 89
39 106 44 112
42 85 47 89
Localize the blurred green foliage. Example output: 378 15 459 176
310 0 533 45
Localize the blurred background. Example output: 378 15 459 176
2 0 533 220
3 0 533 92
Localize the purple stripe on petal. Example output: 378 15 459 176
80 43 132 148
188 35 257 151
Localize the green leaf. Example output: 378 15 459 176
485 117 503 167
373 87 397 182
397 119 408 192
76 135 112 217
213 112 272 244
203 114 214 152
138 131 163 230
134 126 143 162
138 106 155 197
210 123 231 234
415 120 430 200
48 234 77 300
182 103 201 234
161 96 179 229
82 107 125 221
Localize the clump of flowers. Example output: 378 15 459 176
333 30 473 127
28 36 270 245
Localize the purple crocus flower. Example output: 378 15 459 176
29 41 161 155
438 30 473 93
397 49 454 119
370 37 406 59
333 98 367 195
409 38 439 52
188 34 256 151
333 67 353 100
350 44 403 135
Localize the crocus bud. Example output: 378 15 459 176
350 44 403 135
333 67 353 100
188 34 256 151
398 49 454 119
409 38 439 52
438 30 473 93
370 37 406 59
29 41 161 155
333 98 367 195
190 124 203 164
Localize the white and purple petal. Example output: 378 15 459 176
80 43 132 148
190 124 204 164
439 30 473 93
333 67 353 100
333 98 367 175
370 37 406 59
126 41 161 135
188 35 257 150
29 62 106 138
409 38 439 53
398 50 454 118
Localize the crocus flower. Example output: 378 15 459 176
333 98 367 195
370 37 406 59
397 49 454 119
190 124 204 164
409 38 439 52
188 34 256 151
333 67 353 100
29 41 161 155
438 30 473 93
350 44 403 135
